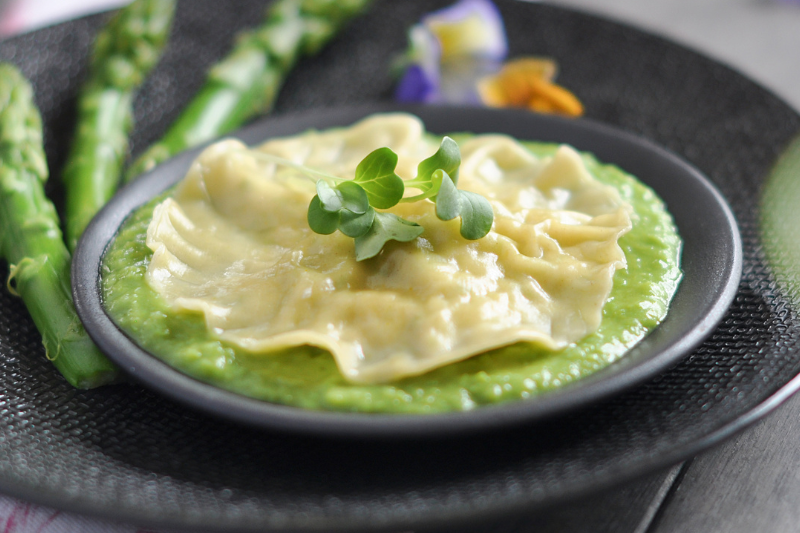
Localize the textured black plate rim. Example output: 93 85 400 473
1 379 799 533
0 379 797 533
73 103 741 439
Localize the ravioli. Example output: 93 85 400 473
143 114 632 384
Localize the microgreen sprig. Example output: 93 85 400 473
248 137 494 260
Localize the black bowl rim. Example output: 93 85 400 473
72 103 743 439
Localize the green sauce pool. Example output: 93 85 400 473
102 141 681 414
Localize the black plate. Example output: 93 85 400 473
73 104 742 438
1 1 800 531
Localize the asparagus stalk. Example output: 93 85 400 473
125 0 373 180
62 0 176 251
0 64 119 388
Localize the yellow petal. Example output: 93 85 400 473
527 78 584 117
500 57 559 81
477 57 584 117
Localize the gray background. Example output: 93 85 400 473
546 0 800 112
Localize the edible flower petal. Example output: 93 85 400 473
478 58 584 117
395 25 442 103
394 0 584 116
422 0 508 61
395 0 507 104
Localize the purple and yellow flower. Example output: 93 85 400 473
395 0 506 105
395 0 584 117
422 0 508 62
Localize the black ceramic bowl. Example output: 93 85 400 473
72 104 742 438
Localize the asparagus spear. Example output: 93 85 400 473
62 0 176 251
125 0 373 180
0 64 119 388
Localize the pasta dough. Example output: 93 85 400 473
144 113 632 383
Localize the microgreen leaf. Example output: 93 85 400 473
307 195 340 234
335 181 370 214
414 136 461 190
455 190 494 240
433 169 461 221
339 207 376 238
316 180 343 212
354 212 424 261
303 136 492 260
353 147 405 209
317 180 369 214
433 170 494 240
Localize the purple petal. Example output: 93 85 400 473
394 25 443 103
406 24 442 79
395 64 441 103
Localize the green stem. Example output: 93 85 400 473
246 149 440 203
399 178 439 202
62 0 176 251
125 0 373 181
0 64 119 389
398 191 436 203
245 149 345 183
